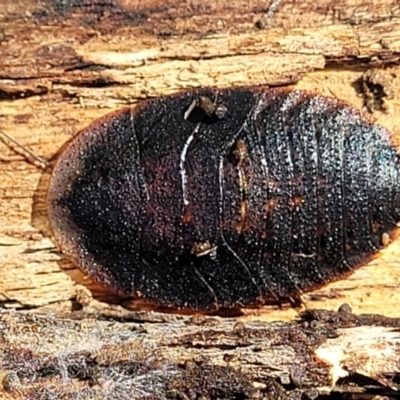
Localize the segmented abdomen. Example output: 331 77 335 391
48 87 400 310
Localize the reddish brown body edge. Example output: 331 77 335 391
47 87 400 311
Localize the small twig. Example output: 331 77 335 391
0 128 49 168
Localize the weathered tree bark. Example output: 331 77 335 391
1 0 400 398
1 307 400 399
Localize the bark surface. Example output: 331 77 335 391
1 1 400 398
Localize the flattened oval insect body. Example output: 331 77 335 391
47 87 400 310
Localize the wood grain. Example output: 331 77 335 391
1 308 400 399
1 0 400 322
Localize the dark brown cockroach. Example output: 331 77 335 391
47 87 400 310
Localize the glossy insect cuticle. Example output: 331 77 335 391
47 87 400 310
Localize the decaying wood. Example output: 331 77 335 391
0 307 400 399
1 0 400 398
1 1 400 397
1 0 400 318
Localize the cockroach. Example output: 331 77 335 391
6 87 400 310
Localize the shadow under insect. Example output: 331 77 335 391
41 87 400 312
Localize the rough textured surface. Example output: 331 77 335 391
0 307 400 399
1 1 400 397
1 1 400 310
48 87 400 310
